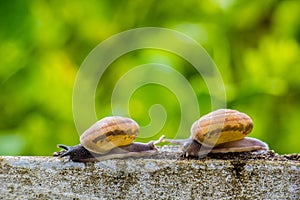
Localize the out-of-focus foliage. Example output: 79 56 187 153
0 0 299 155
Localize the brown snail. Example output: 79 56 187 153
163 109 269 157
53 116 164 162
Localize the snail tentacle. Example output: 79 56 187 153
153 135 166 145
56 144 72 157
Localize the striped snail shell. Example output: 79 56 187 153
80 116 139 154
191 109 253 147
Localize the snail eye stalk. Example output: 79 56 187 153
54 144 73 158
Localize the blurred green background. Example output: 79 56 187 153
1 0 299 156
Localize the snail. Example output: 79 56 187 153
53 116 164 162
163 109 269 157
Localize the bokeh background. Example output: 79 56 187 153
1 0 299 156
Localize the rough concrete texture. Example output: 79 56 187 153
0 148 299 199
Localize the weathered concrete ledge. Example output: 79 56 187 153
0 148 299 199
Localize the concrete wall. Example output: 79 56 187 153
0 149 299 199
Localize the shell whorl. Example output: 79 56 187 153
80 116 139 154
191 109 253 146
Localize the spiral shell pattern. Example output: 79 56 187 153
80 116 139 154
191 109 253 146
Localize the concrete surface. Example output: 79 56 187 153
0 148 299 199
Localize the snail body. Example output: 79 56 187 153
53 116 164 162
163 109 268 157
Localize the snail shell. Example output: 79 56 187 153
191 109 253 146
80 116 139 154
